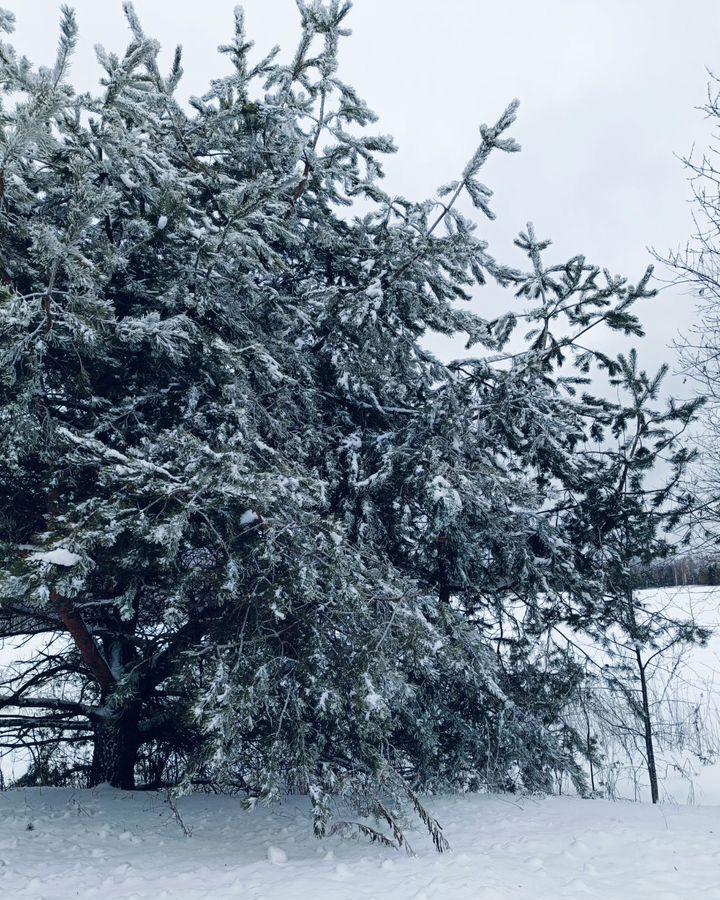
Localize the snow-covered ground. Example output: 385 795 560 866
1 786 719 899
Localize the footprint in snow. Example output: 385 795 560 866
563 877 591 893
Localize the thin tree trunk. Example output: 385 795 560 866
625 586 660 804
635 645 659 804
583 700 596 794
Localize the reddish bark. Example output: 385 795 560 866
51 590 116 695
45 490 115 695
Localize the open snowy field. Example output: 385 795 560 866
1 787 719 899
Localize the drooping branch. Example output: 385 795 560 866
0 695 98 719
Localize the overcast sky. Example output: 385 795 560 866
9 0 720 387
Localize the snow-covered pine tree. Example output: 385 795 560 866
558 352 707 802
0 0 672 838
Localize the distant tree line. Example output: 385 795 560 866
633 553 720 589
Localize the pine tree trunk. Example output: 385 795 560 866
90 709 140 789
626 588 660 804
635 645 659 804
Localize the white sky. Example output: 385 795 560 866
8 0 720 387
